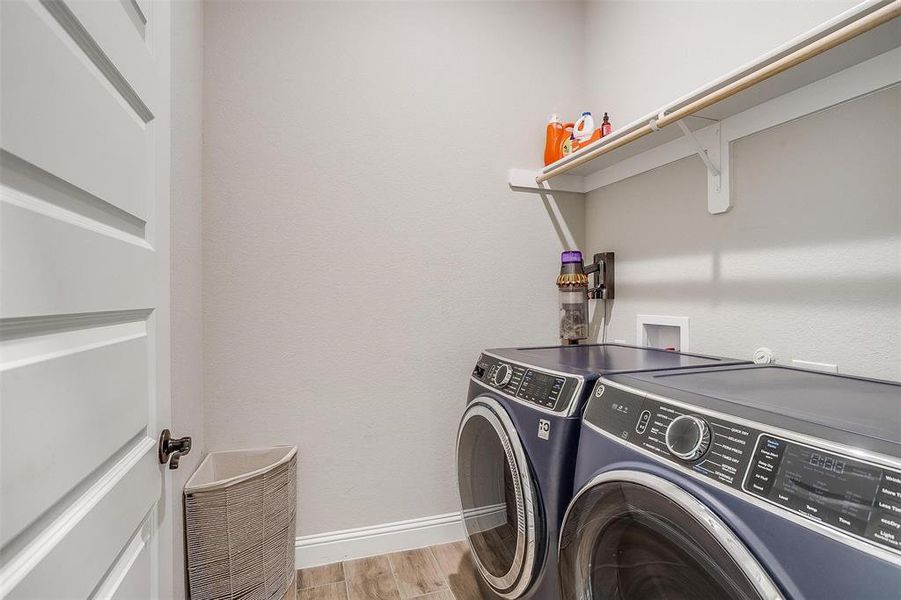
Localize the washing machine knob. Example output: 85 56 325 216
665 415 710 461
492 363 513 387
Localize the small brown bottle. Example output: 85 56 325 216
601 113 612 137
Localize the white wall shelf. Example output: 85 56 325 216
509 0 901 214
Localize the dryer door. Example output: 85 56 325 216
559 470 783 600
456 397 539 599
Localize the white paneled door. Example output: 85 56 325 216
1 0 173 598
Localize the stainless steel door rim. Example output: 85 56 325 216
456 397 538 598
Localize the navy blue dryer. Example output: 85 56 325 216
455 344 749 599
561 365 901 600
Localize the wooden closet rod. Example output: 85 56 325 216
537 0 901 184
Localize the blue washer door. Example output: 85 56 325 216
559 470 783 600
457 396 540 598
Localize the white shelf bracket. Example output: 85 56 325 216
675 119 720 179
675 119 731 214
507 168 585 194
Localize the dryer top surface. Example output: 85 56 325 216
486 343 747 376
610 365 901 446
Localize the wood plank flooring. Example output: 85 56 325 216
297 542 490 600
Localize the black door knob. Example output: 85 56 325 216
159 429 193 470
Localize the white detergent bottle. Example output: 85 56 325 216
573 112 595 141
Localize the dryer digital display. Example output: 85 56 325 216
517 370 565 408
745 435 901 551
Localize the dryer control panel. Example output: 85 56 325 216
472 354 581 412
586 381 901 557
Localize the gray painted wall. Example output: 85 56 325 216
581 1 899 380
198 0 899 549
585 87 901 380
202 1 585 536
170 0 204 596
584 0 858 126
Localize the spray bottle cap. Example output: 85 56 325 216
581 112 591 116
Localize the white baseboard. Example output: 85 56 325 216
295 511 466 569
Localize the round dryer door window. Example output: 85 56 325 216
456 398 539 599
559 471 783 600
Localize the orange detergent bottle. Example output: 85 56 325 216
544 114 574 165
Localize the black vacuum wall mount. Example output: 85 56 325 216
585 252 614 300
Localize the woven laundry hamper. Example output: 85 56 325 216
184 446 298 600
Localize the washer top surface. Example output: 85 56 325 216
610 365 901 446
485 343 748 377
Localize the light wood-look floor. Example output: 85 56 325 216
296 542 490 600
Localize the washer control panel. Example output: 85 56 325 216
588 383 753 488
586 382 901 556
472 354 580 412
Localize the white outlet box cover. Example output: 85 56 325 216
637 315 690 351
